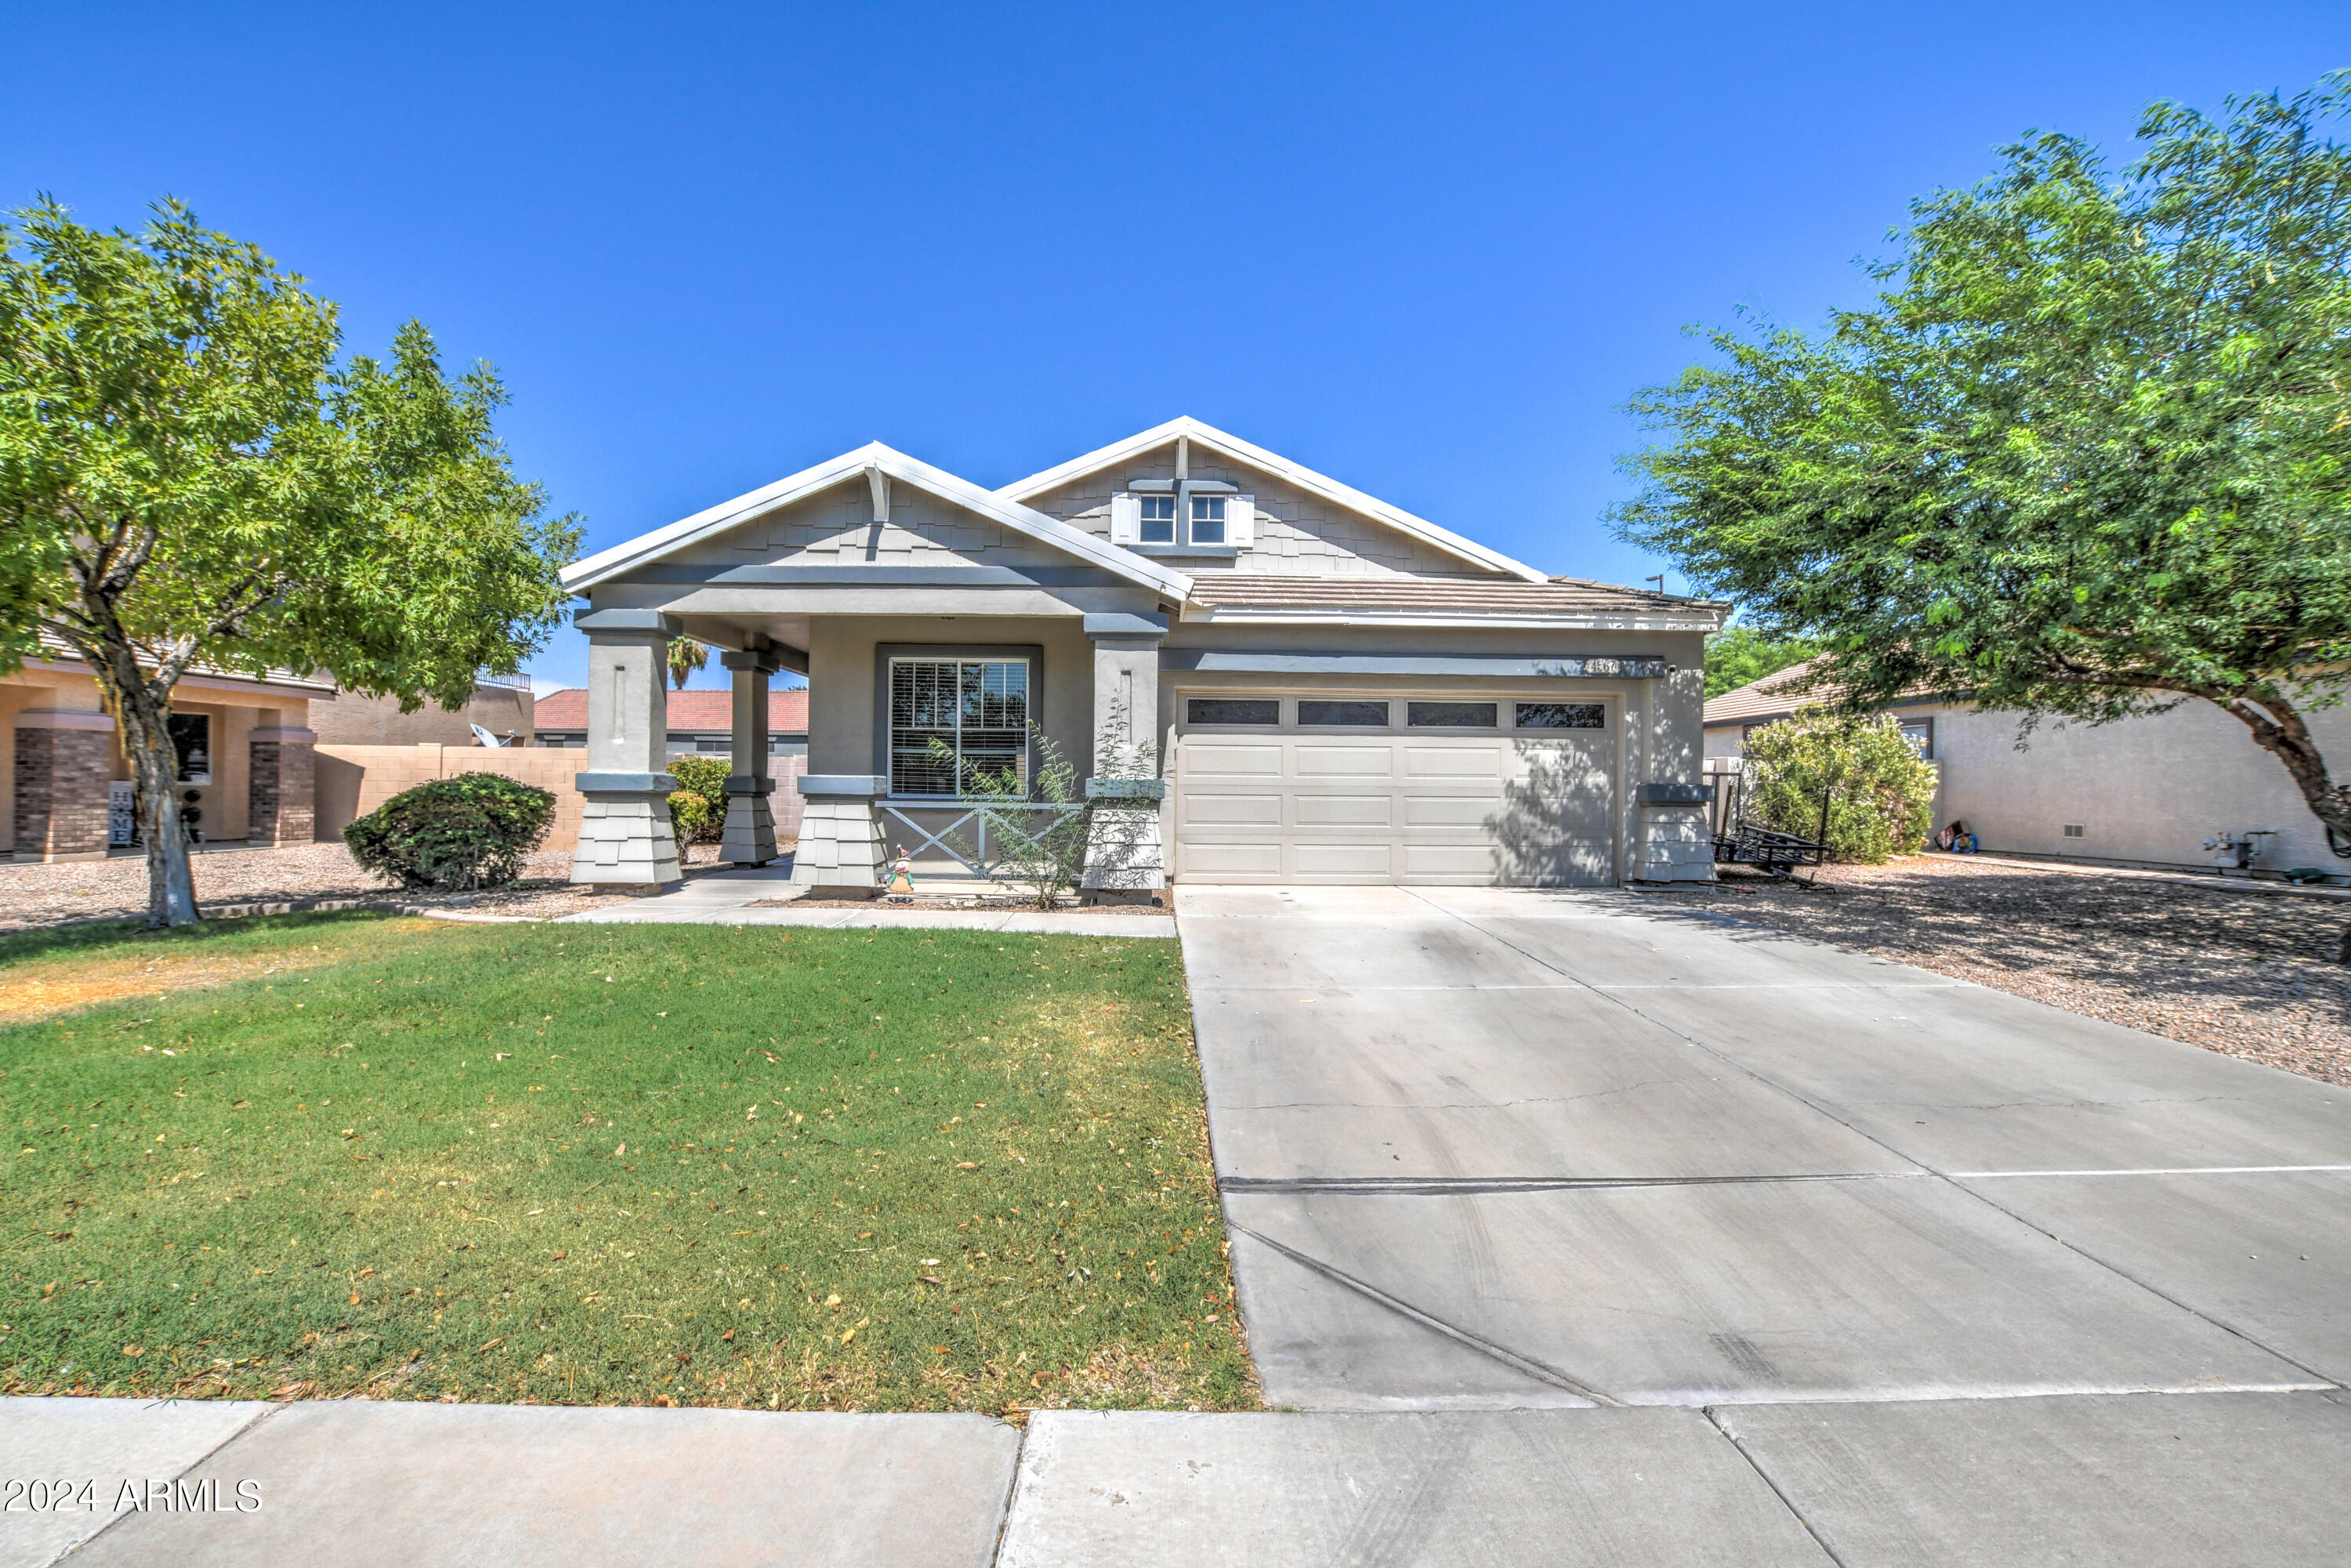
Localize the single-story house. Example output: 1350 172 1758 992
309 676 538 748
1704 657 2351 877
556 416 1726 892
4 644 329 860
533 686 810 760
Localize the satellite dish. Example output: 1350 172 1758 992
469 723 506 748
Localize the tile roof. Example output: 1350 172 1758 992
533 686 809 734
1702 657 1949 724
1186 575 1726 617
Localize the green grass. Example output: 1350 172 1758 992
0 913 1253 1412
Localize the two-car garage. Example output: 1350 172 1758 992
1169 692 1622 885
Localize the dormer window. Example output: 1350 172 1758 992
1109 485 1255 550
1139 494 1176 544
1190 494 1226 545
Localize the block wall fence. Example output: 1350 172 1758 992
313 746 806 853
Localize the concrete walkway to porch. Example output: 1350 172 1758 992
556 860 1177 937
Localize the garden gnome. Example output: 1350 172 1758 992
886 845 915 897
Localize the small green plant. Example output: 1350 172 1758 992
665 755 730 844
930 730 1090 909
1744 708 1937 863
343 773 556 889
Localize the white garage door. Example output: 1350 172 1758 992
1172 694 1620 885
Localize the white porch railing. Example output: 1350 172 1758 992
875 798 1084 881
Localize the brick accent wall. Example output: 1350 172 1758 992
248 738 317 847
13 725 113 860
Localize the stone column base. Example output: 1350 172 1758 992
789 777 887 896
721 776 778 867
1637 802 1717 883
1081 800 1165 893
571 785 683 889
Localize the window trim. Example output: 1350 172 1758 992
1188 493 1227 547
1137 493 1177 545
873 643 1044 799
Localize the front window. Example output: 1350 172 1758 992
1139 495 1177 544
1901 719 1934 759
1190 494 1226 545
168 713 212 784
889 658 1030 795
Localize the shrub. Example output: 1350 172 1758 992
343 773 556 890
1744 707 1937 863
665 755 730 843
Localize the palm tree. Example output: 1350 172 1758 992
666 636 708 690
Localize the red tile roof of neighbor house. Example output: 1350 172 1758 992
533 686 809 733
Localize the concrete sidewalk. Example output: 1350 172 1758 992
557 863 1176 937
10 1394 2351 1566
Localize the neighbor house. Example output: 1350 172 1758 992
3 643 329 860
533 686 810 761
1704 657 2351 878
556 417 1726 892
308 675 537 748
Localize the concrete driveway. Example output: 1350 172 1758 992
1175 883 2351 1556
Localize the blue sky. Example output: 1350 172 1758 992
5 3 2344 693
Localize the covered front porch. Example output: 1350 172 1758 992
563 600 1171 899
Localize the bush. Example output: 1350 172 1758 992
665 755 729 844
343 773 556 890
1744 708 1937 863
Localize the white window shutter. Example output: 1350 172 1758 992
1110 491 1140 544
1229 494 1255 548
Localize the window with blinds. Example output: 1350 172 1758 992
889 658 1030 795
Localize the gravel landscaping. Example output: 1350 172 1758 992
0 841 756 932
1643 853 2351 1086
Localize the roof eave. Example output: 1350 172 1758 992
561 442 1193 601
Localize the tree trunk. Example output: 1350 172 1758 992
2203 688 2351 848
110 684 199 928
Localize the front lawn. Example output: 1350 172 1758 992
0 914 1253 1412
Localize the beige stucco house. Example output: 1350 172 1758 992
1704 657 2351 878
3 649 329 861
559 418 1727 893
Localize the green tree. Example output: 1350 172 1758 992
1742 709 1938 863
1614 78 2351 850
666 636 708 690
1705 624 1823 699
0 200 577 925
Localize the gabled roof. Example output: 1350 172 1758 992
536 686 808 734
996 416 1550 584
561 442 1194 599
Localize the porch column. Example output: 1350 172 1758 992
719 645 781 866
248 726 317 848
1079 613 1168 901
12 709 115 863
788 776 887 896
569 608 683 890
